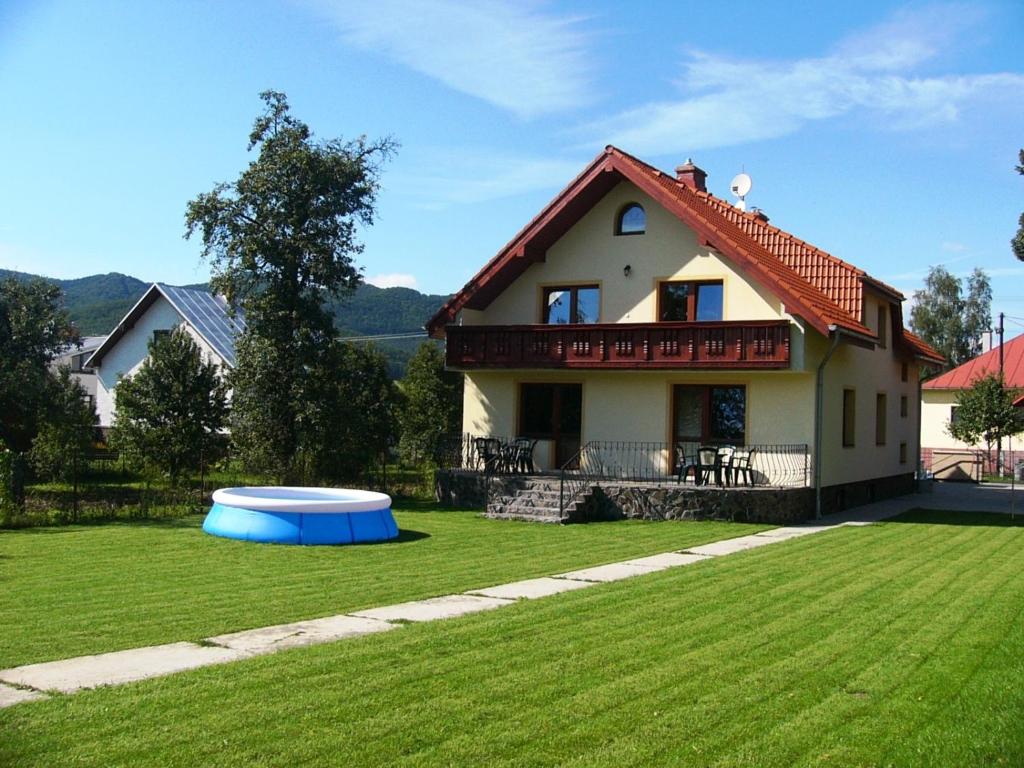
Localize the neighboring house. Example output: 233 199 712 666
86 283 245 429
921 333 1024 475
427 146 943 514
51 335 106 413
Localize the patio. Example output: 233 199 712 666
435 436 813 524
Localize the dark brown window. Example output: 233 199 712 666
672 385 746 445
875 393 887 446
843 389 856 448
658 281 724 322
900 395 908 418
901 362 908 382
616 203 645 235
152 329 171 344
543 286 599 324
877 305 888 349
899 441 908 464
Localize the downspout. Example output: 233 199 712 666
814 326 843 519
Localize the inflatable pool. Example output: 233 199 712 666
202 487 398 545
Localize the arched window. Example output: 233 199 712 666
616 203 645 235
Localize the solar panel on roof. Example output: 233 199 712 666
159 284 245 367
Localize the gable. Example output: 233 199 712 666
473 179 787 326
428 147 874 340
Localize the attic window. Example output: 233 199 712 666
616 204 645 235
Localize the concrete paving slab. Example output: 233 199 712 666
622 552 711 569
754 526 830 539
685 534 775 557
468 577 594 600
0 683 46 708
0 642 246 694
207 615 394 655
556 562 663 582
351 594 513 623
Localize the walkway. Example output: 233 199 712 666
1 482 1017 709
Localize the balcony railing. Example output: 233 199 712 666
445 321 790 370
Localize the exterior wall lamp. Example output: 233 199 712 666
623 264 632 277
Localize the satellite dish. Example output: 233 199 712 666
730 173 752 198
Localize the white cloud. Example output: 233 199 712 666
579 5 1024 154
366 272 419 289
941 241 968 252
390 148 586 206
306 0 595 119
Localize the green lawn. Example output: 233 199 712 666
0 506 769 667
3 510 1022 767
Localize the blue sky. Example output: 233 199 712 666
2 0 1023 322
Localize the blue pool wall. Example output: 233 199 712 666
203 502 399 545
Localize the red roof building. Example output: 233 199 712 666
432 147 943 515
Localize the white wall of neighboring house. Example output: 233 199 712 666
93 296 228 429
921 389 968 450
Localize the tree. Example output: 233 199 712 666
30 367 99 482
110 329 228 484
1013 149 1024 261
398 342 462 464
910 266 991 368
0 277 78 504
185 90 396 482
947 373 1023 473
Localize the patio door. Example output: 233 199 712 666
519 383 582 468
671 385 746 447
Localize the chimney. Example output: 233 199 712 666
675 159 707 192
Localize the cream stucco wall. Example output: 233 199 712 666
462 182 789 315
94 296 228 428
920 390 966 449
811 298 921 487
463 369 815 477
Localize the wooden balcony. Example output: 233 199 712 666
445 321 791 370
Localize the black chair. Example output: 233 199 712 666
696 446 719 486
512 438 537 473
474 437 503 473
675 444 699 484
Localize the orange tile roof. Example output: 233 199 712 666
427 146 941 363
923 334 1024 389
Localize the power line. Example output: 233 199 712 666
342 331 429 343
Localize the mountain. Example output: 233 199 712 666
0 269 450 378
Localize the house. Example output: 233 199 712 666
921 333 1024 478
86 283 245 430
51 335 106 413
427 146 943 516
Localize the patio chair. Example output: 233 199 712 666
731 448 756 486
696 446 719 486
675 444 699 484
474 437 503 473
512 437 537 474
717 446 735 486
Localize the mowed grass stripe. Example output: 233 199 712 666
0 509 770 667
4 512 1024 767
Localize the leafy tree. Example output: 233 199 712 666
947 373 1023 472
110 329 228 484
0 277 78 504
30 367 99 482
313 341 399 482
185 90 396 482
910 266 991 368
1014 149 1024 261
398 342 462 464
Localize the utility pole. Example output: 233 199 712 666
998 312 1005 477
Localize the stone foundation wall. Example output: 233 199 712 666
435 470 528 510
581 485 815 524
